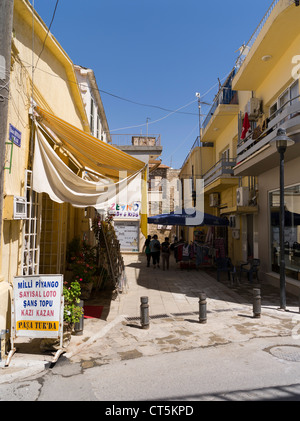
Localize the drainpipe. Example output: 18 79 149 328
0 0 14 246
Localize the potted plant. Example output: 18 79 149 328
63 280 83 328
69 241 97 300
40 280 83 352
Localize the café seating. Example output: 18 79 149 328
239 258 260 283
216 257 233 282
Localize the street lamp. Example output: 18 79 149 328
270 128 294 310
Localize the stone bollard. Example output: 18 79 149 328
74 300 84 335
0 330 8 362
199 293 207 324
253 288 261 318
140 296 149 329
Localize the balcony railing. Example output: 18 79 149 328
181 137 213 170
202 69 238 130
203 158 237 187
237 96 300 164
234 1 295 73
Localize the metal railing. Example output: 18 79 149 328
181 136 214 170
203 158 237 186
234 0 294 72
110 134 161 146
237 96 300 164
202 68 238 131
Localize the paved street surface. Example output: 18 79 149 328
1 253 300 401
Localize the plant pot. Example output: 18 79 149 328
80 281 93 300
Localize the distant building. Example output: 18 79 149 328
148 161 181 242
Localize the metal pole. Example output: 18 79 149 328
253 288 261 318
140 296 149 329
199 292 207 324
279 149 286 310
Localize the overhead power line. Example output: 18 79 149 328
34 0 60 70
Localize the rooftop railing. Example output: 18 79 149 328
234 0 295 72
110 134 161 146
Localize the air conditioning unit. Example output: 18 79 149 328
3 195 27 220
236 187 249 207
209 193 219 207
246 98 261 120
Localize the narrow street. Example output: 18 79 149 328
1 336 300 401
1 254 300 402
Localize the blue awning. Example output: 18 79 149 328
148 209 229 227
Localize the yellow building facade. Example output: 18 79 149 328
180 0 300 297
0 0 146 341
0 0 92 335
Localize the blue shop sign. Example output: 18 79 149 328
9 124 21 147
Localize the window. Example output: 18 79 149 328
270 184 300 281
221 148 230 162
22 170 42 275
90 97 94 134
39 195 67 274
270 80 299 120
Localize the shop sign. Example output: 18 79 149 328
6 275 64 367
108 202 140 219
12 274 64 339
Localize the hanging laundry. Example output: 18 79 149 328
241 112 251 140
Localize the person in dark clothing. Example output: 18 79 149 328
161 237 170 270
143 235 152 267
150 234 160 268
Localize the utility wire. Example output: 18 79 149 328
34 0 59 70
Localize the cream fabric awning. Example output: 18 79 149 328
33 124 143 208
35 106 145 180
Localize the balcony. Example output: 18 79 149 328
233 0 299 91
203 158 238 193
235 97 300 176
201 74 239 144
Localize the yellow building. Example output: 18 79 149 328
180 0 300 295
233 0 300 294
0 0 146 343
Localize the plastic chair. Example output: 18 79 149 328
216 257 233 282
239 259 260 283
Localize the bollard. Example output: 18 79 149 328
253 288 261 318
140 296 149 329
74 300 84 335
0 330 8 362
199 293 207 324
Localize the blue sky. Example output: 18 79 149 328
31 0 272 169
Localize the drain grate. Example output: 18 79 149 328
269 345 300 362
150 313 170 320
125 313 170 322
171 311 198 317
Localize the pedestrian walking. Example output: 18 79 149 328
143 235 152 267
161 237 170 270
150 234 160 268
